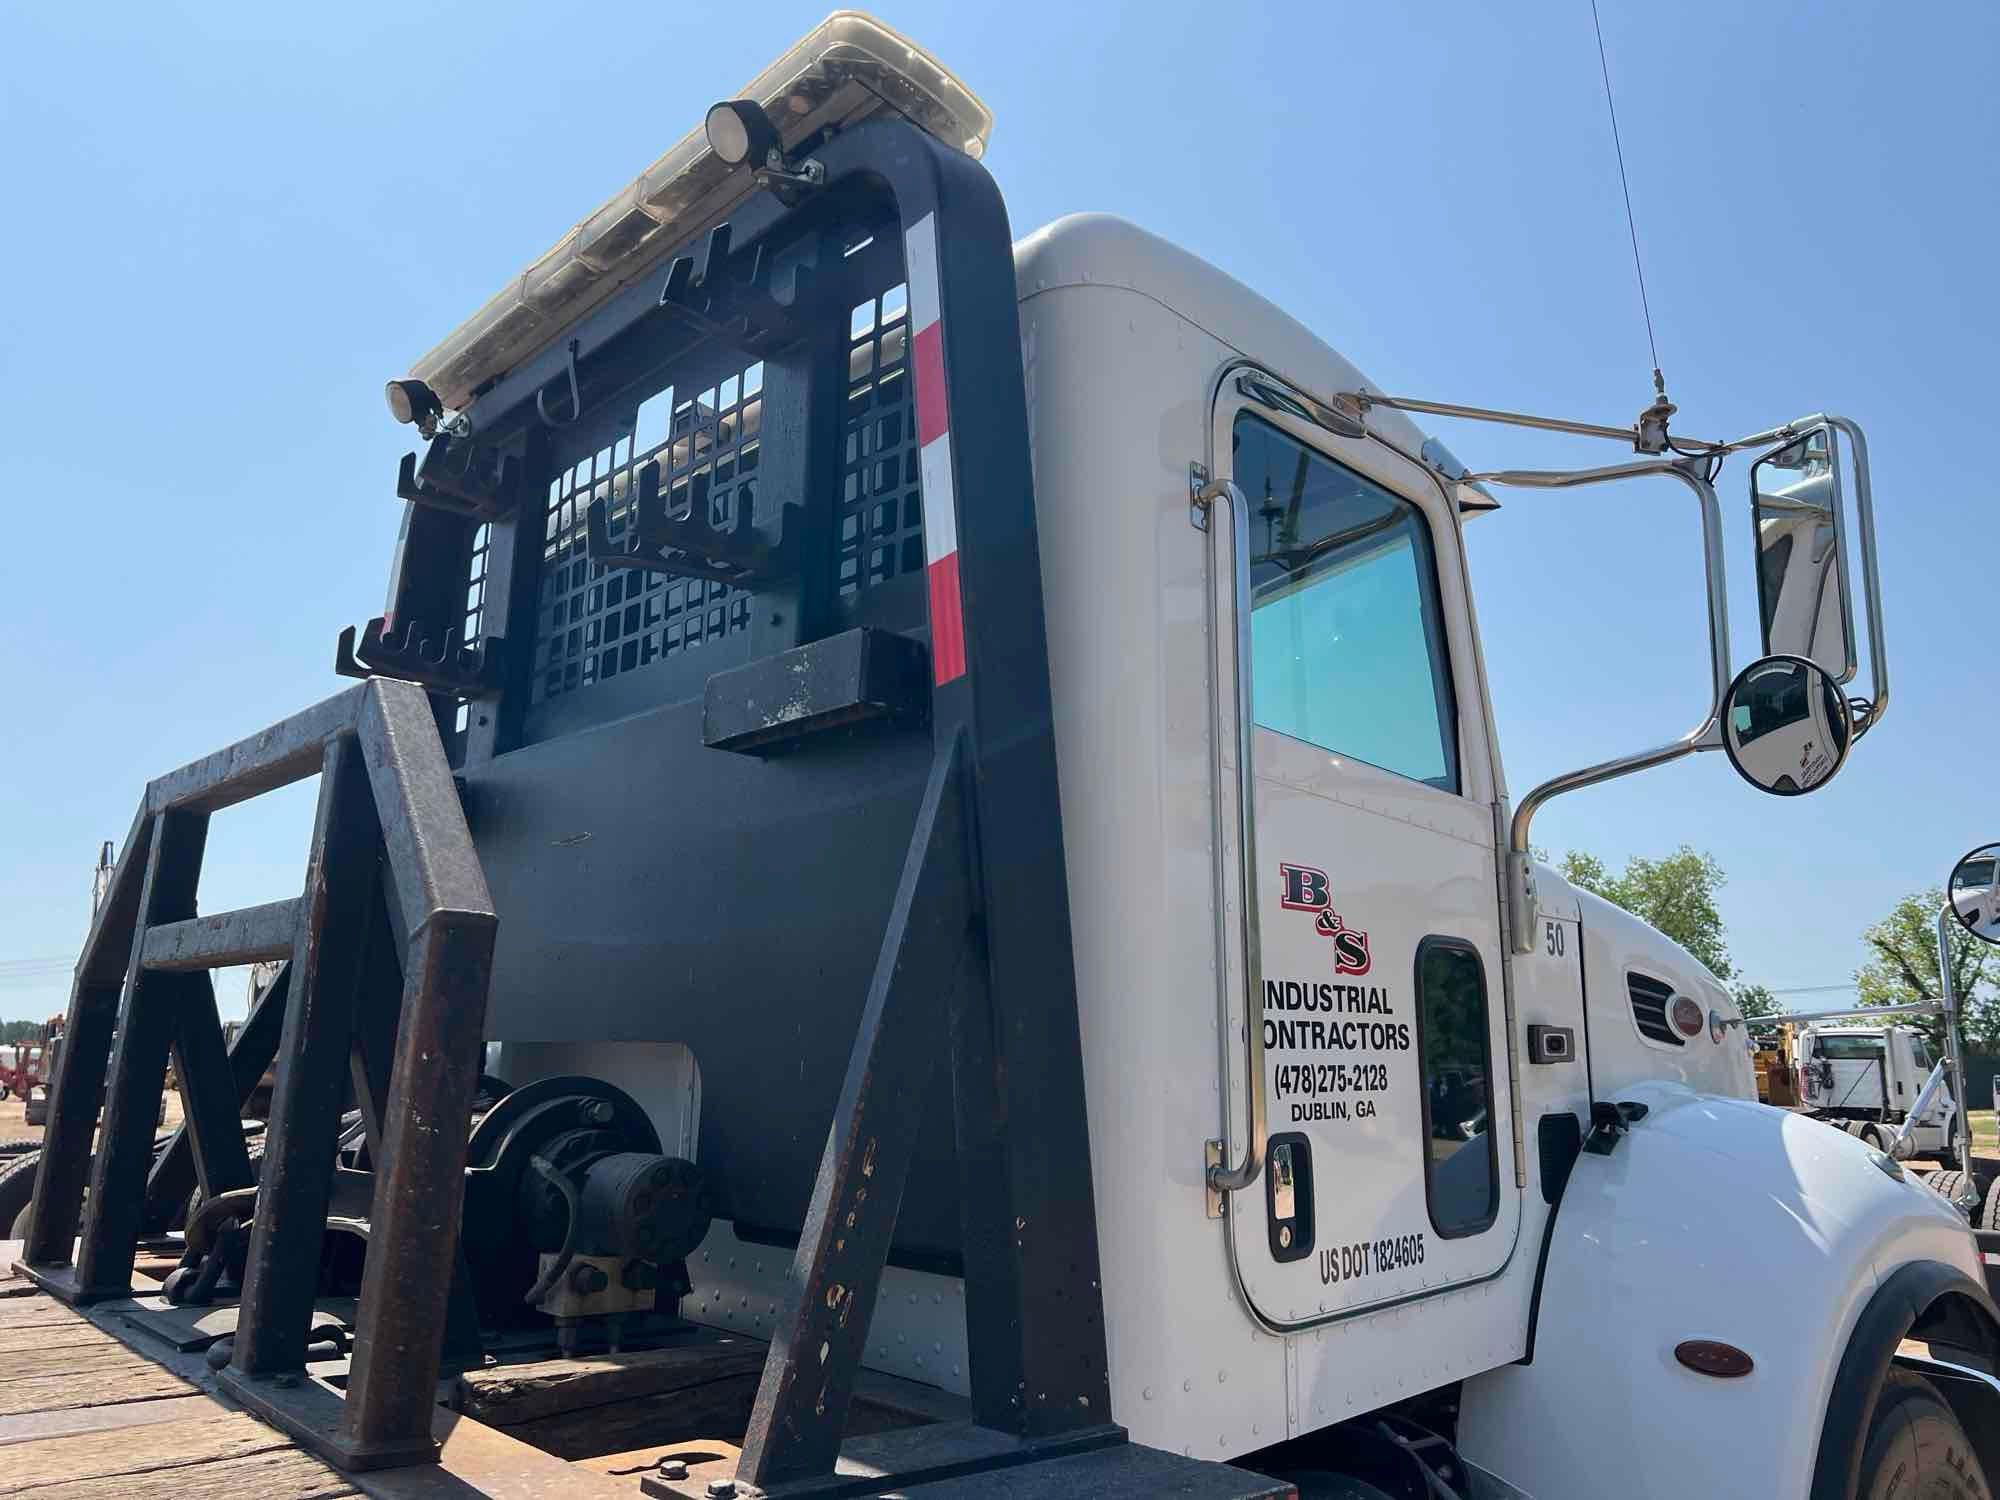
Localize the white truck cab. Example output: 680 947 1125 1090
1011 209 1978 1499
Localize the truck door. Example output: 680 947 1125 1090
1208 379 1520 1328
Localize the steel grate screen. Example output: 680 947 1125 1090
528 254 923 709
532 363 763 706
835 282 921 599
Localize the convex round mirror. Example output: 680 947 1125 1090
1720 653 1851 796
1949 843 2000 946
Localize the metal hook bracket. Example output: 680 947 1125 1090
335 616 503 695
396 434 520 520
657 223 818 356
535 340 583 427
585 458 800 589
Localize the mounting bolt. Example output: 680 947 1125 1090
706 1481 738 1499
582 1099 615 1126
570 1263 609 1294
658 1458 689 1480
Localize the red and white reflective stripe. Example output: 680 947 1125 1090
904 212 966 685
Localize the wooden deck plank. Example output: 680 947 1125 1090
0 1326 115 1354
0 1344 164 1384
0 1410 292 1491
20 1446 360 1499
498 1373 762 1462
455 1341 766 1428
0 1307 103 1332
0 1363 191 1417
0 1394 212 1449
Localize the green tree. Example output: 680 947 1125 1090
1733 982 1780 1021
1856 888 2000 1049
1556 844 1775 1015
1558 845 1734 979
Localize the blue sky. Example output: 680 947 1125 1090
2 1 1995 1021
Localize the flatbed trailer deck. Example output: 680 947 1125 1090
0 1242 1281 1498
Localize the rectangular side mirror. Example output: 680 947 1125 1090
1750 424 1857 683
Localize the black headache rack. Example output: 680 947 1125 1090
20 120 1277 1498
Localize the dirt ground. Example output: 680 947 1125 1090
0 1088 184 1149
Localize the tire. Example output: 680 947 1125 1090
0 1151 42 1240
1929 1170 1974 1211
1859 1123 1889 1152
1855 1369 1990 1498
1981 1183 2000 1233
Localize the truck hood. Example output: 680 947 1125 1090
1534 864 1759 1101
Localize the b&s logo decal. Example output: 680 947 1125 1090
1277 863 1372 975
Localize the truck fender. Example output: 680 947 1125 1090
1454 1082 1987 1500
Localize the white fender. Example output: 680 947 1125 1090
1456 1081 1981 1500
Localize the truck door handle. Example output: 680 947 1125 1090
1199 477 1267 1197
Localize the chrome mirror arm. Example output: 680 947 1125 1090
1936 904 1973 1175
1473 462 1730 953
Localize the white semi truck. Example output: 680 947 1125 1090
18 14 2000 1500
1781 1020 1958 1161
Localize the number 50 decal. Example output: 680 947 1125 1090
1544 921 1566 957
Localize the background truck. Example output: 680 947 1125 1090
12 13 1998 1500
0 1019 61 1121
1791 1021 1956 1160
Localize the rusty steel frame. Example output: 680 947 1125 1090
16 676 497 1473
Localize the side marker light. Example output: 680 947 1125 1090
1674 1340 1754 1378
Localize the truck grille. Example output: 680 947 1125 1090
1628 973 1684 1046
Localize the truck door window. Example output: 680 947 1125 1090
1234 413 1459 792
1814 1034 1883 1061
1415 938 1498 1237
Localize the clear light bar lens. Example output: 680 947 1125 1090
407 11 994 411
